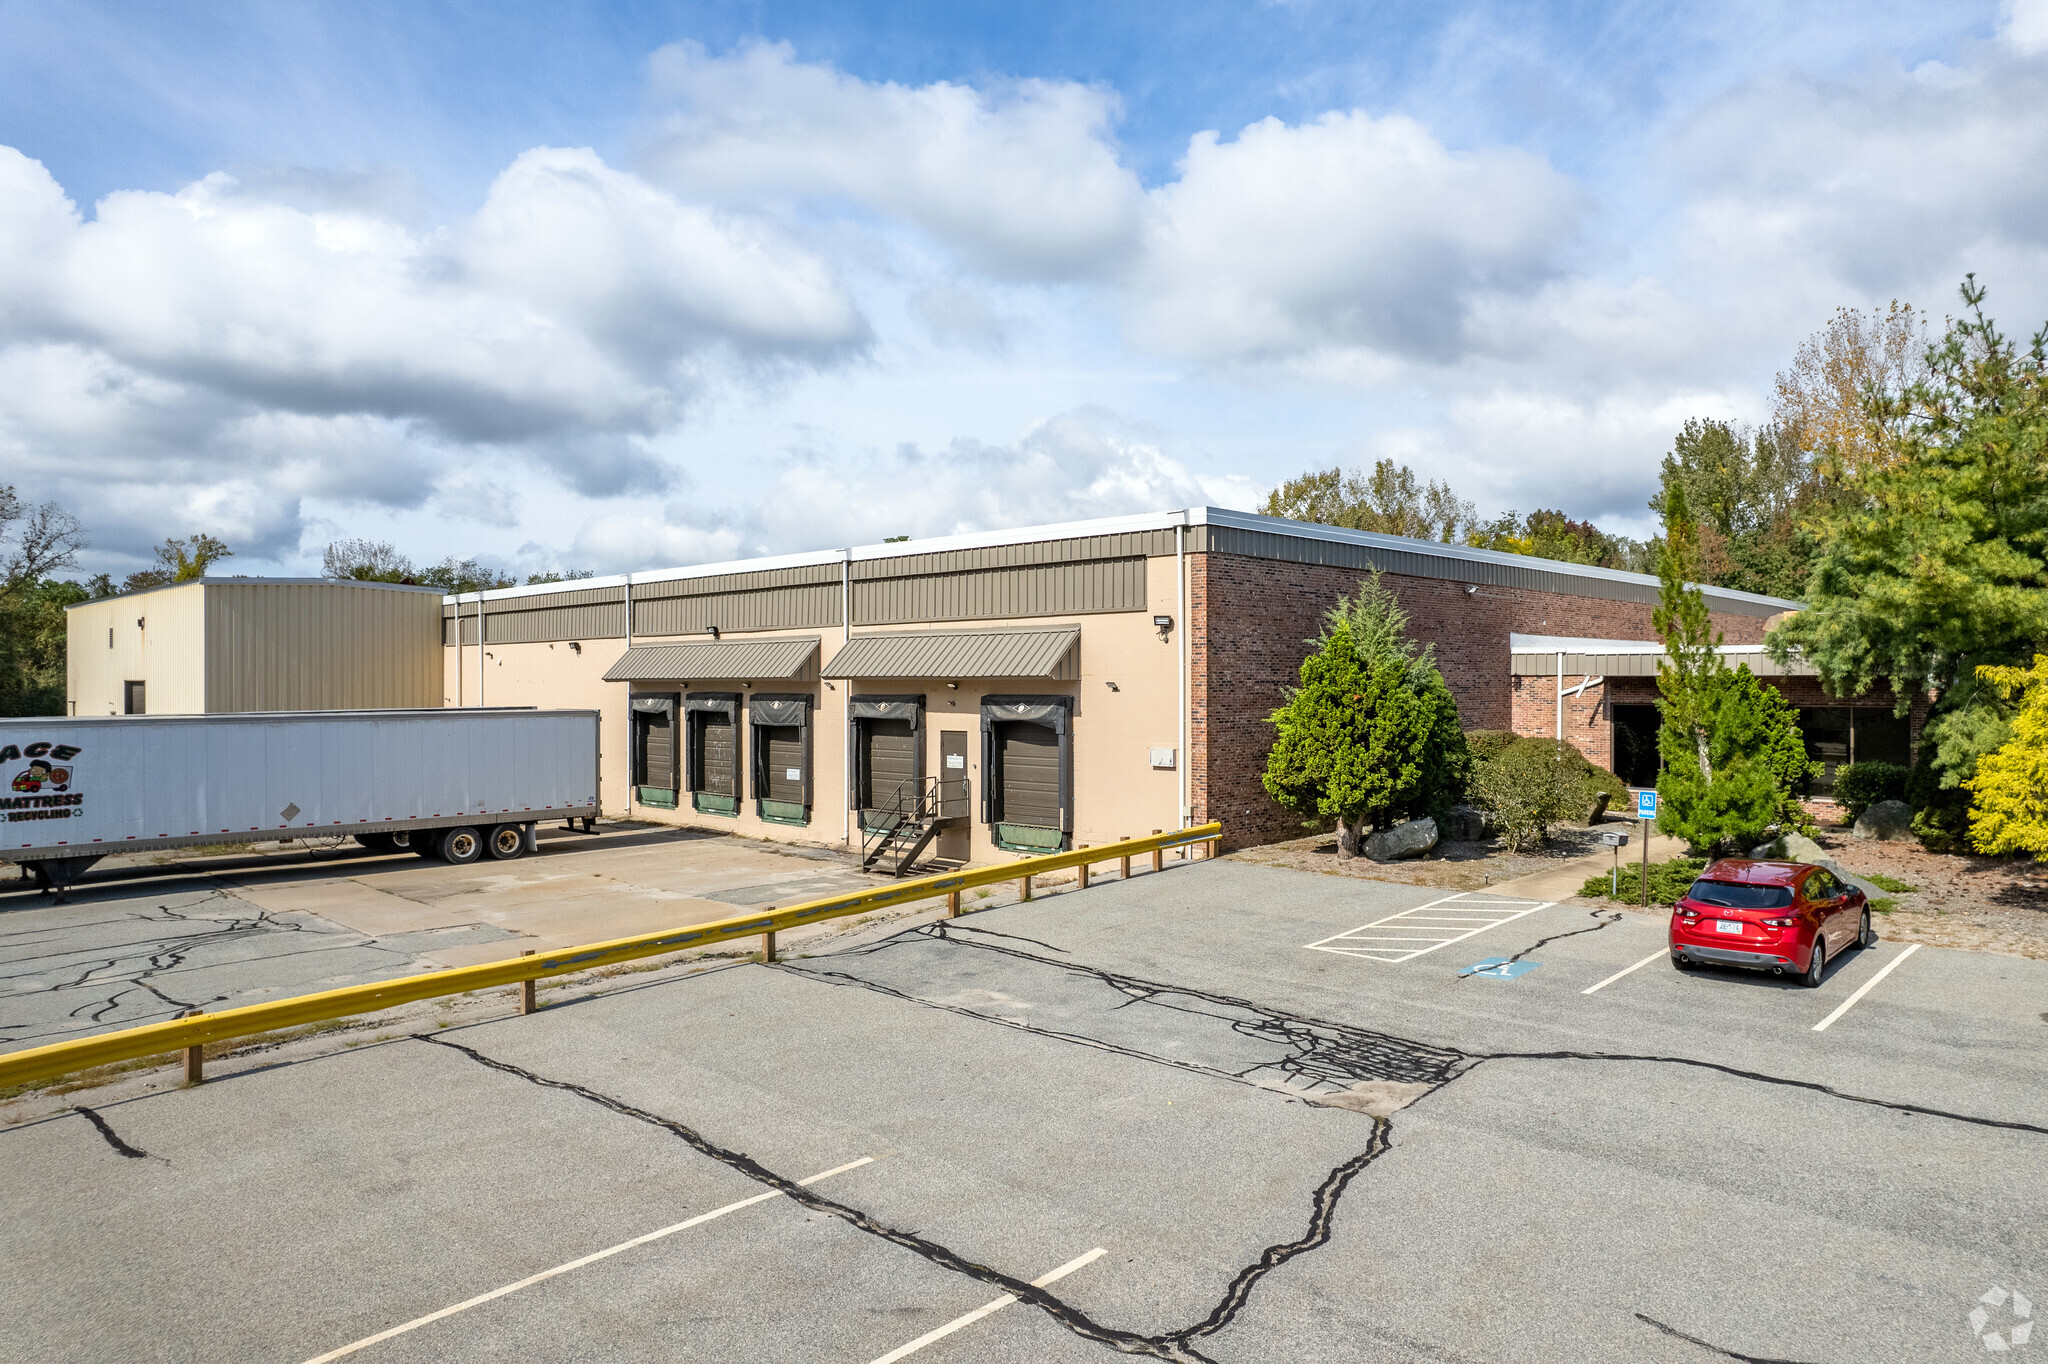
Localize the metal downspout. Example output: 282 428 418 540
477 595 486 708
1556 650 1564 742
1178 514 1189 829
841 548 853 849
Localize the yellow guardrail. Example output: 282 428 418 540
0 822 1223 1092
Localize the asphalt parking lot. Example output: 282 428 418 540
3 856 2044 1363
0 824 873 1056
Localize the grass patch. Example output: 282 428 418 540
1871 897 1899 914
1579 857 1708 906
1863 873 1917 894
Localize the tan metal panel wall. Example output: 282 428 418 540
64 582 208 715
853 557 1144 625
633 581 841 636
847 530 1175 581
633 564 843 600
205 583 442 712
484 600 627 645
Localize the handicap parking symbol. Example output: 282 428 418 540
1459 957 1539 980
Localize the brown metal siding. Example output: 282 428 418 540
847 531 1173 580
632 564 842 637
852 556 1143 624
481 587 626 645
205 583 441 712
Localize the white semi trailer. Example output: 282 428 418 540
2 708 600 898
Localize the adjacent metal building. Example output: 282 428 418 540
66 579 444 716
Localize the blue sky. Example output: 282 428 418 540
1 0 2042 579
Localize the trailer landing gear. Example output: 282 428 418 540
23 855 104 905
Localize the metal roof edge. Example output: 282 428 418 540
67 576 444 611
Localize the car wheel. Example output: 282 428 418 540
1800 938 1826 988
485 823 526 861
1857 907 1876 948
438 826 483 865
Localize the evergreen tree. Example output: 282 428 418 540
1264 574 1470 857
1768 278 2048 844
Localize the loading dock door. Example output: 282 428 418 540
630 694 680 808
861 719 918 822
749 693 813 826
996 723 1060 826
760 729 804 802
700 714 735 793
684 692 742 816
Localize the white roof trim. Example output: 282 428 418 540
446 507 1806 614
1510 633 1793 658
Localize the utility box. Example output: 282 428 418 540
2 708 599 894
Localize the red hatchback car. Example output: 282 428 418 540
1670 860 1875 986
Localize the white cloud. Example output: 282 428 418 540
642 42 1145 280
1130 111 1583 367
2007 0 2048 53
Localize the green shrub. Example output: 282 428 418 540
1832 761 1911 822
1862 872 1917 894
1469 737 1625 851
1464 729 1518 763
1580 856 1708 905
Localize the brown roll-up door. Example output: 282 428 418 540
640 710 676 788
996 722 1060 827
861 718 917 810
698 712 736 796
761 727 804 803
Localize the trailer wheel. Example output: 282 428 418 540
485 823 526 861
438 826 483 864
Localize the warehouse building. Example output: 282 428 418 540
66 578 444 716
441 507 1888 857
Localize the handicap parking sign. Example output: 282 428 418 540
1636 789 1658 820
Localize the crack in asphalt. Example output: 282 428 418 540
73 1105 149 1159
1634 1312 1818 1363
1454 907 1623 979
412 1030 1398 1363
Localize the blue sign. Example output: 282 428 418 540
1460 957 1540 980
1636 789 1659 820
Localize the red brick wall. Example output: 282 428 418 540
1510 674 1612 768
1189 552 1775 849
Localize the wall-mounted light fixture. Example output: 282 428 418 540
136 618 146 630
1153 613 1173 639
1105 681 1120 692
945 682 958 689
1463 584 1479 596
707 625 721 640
568 641 582 654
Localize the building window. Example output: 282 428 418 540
123 680 146 715
1800 707 1911 793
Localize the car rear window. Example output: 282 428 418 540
1684 880 1794 910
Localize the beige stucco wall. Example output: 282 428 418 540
66 581 208 716
443 554 1190 862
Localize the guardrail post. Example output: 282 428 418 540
1151 830 1164 873
1209 836 1221 860
1018 873 1032 902
762 917 777 964
1078 846 1091 889
181 1009 204 1084
947 890 961 916
519 950 537 1015
1120 836 1132 879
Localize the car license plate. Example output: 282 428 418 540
1715 919 1744 934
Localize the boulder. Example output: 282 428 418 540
1440 804 1487 842
1586 790 1613 826
1852 800 1913 842
1779 831 1828 864
1365 817 1439 862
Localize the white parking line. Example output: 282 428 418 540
865 1247 1108 1364
1813 944 1922 1032
1582 949 1668 995
1305 892 1554 963
300 1157 875 1363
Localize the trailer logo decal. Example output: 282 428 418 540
4 741 83 823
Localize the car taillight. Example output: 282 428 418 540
1676 904 1699 917
1763 916 1793 928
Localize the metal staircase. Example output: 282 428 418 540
859 777 963 876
